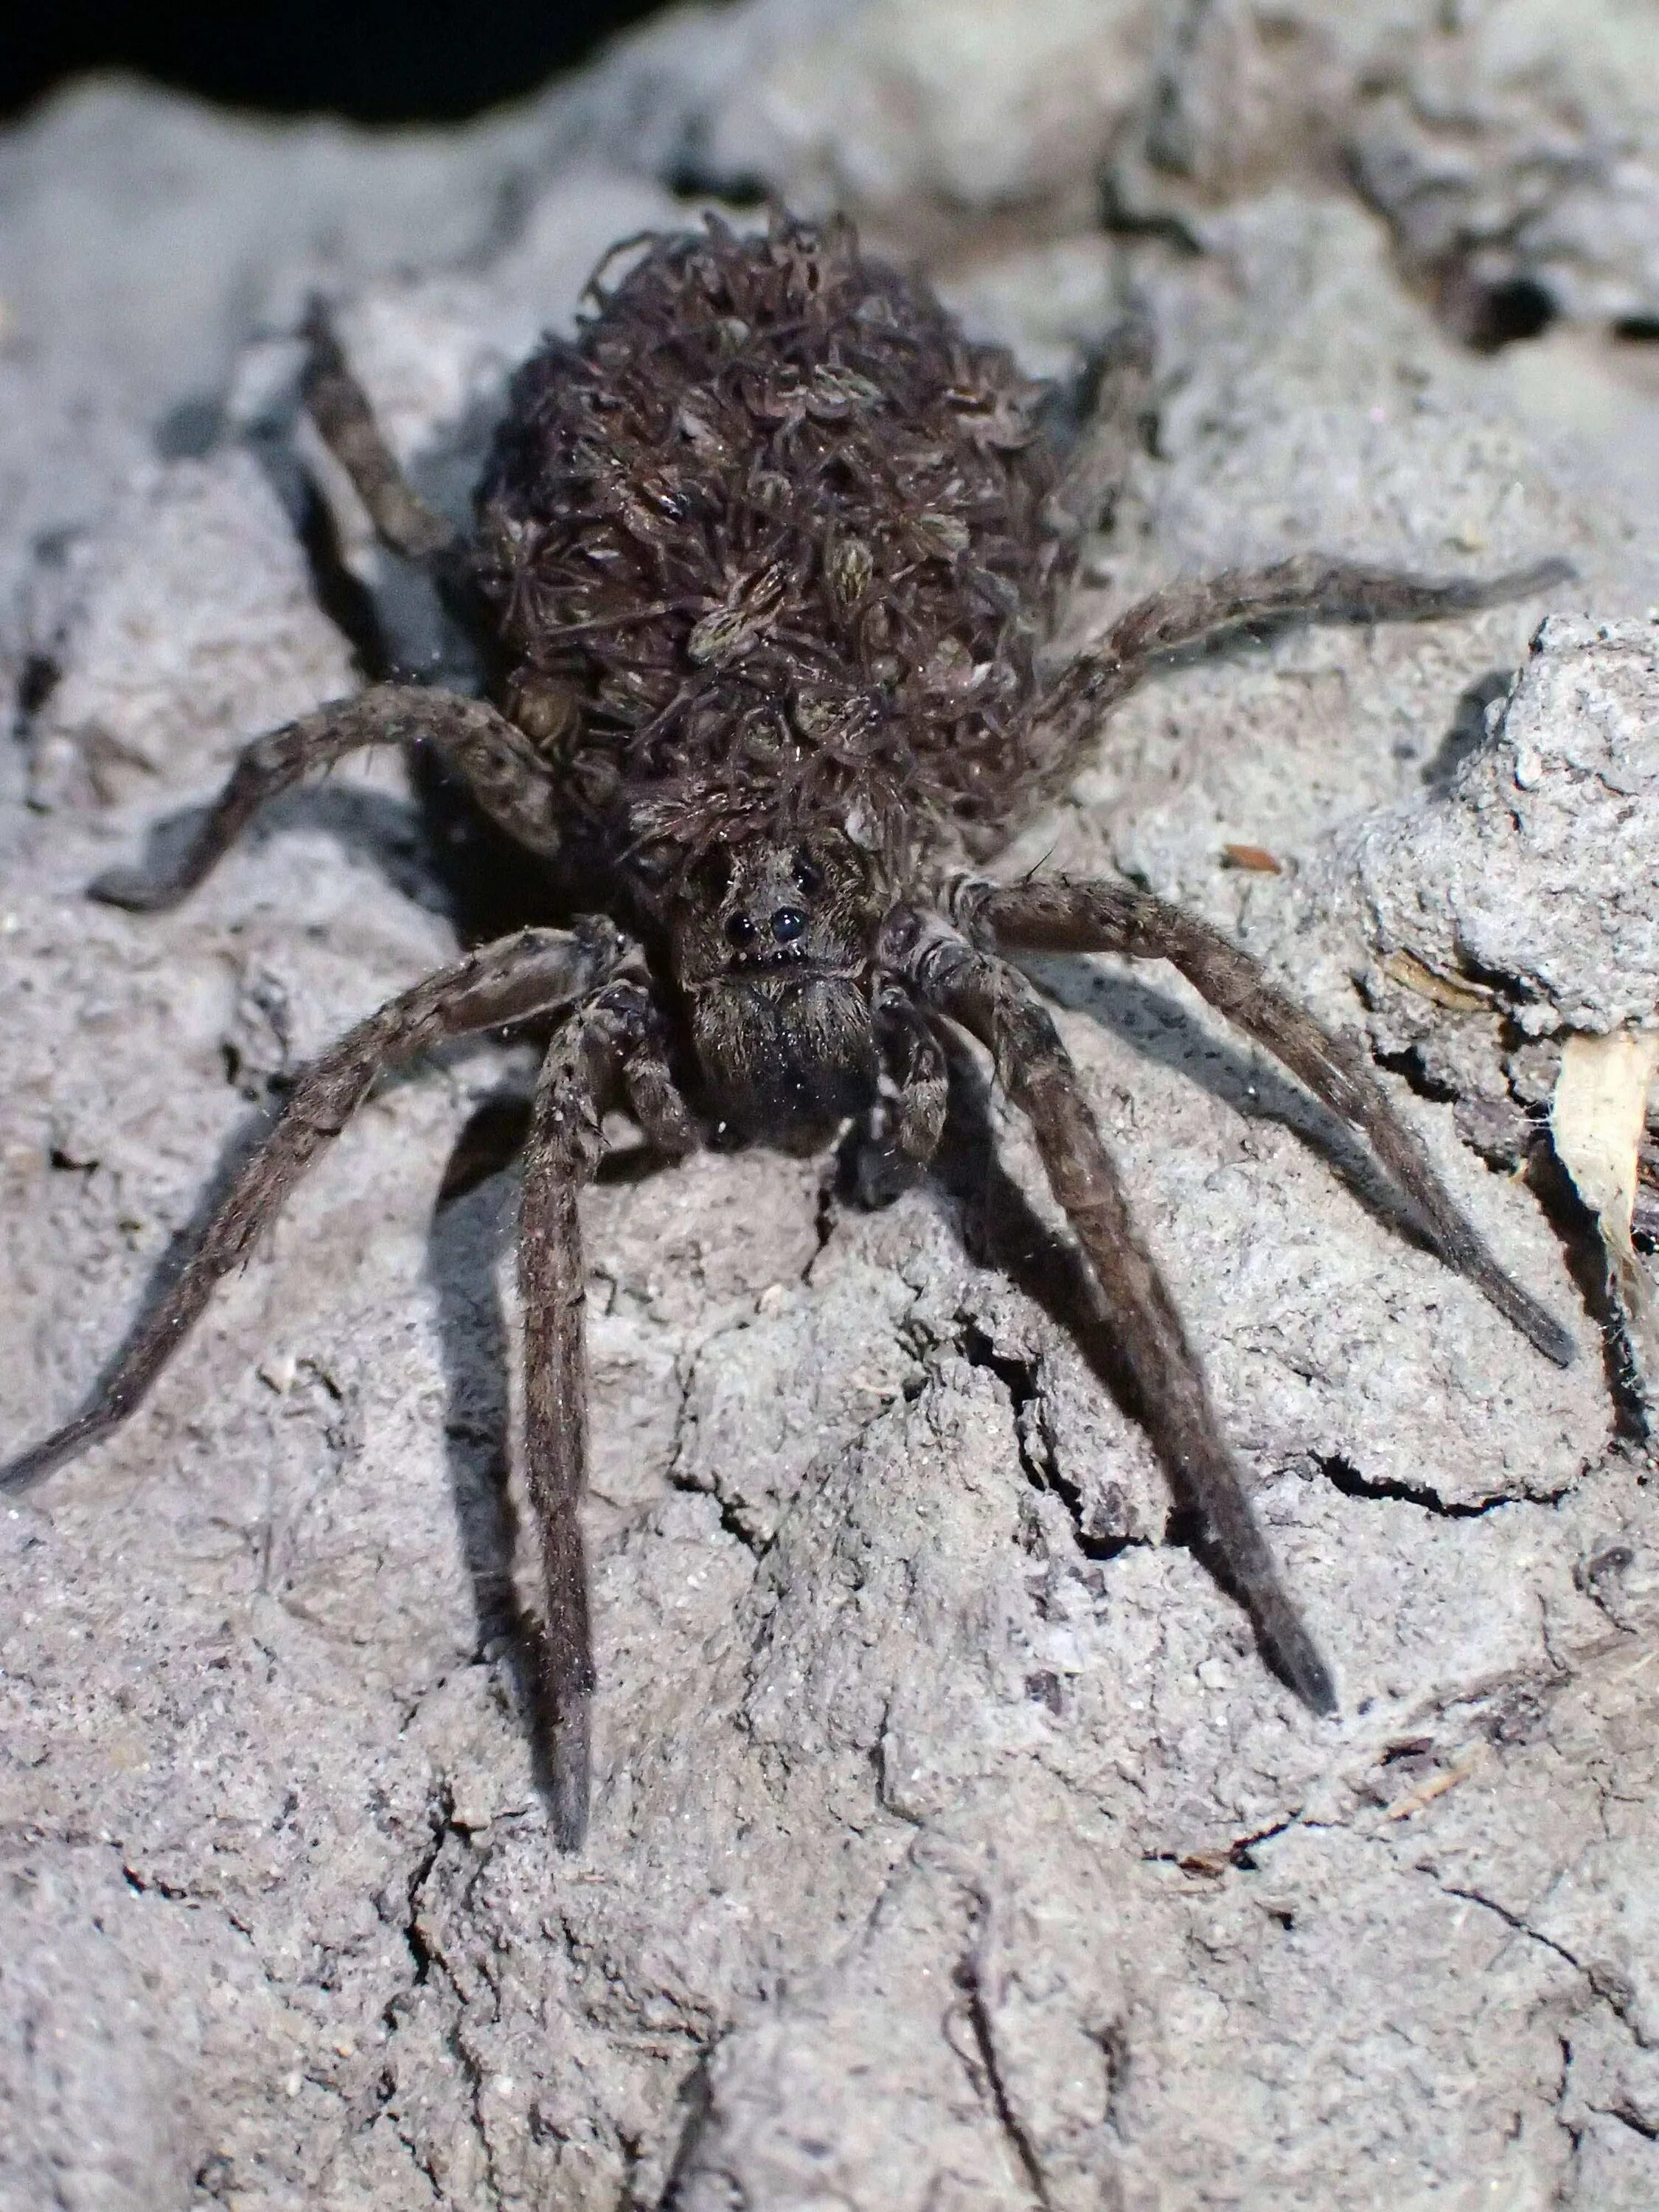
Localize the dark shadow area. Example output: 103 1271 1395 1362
1454 274 1559 355
3 1 673 125
153 395 226 462
292 473 394 680
932 1025 1156 1478
1422 667 1514 787
12 651 62 738
1379 245 1563 355
229 374 559 945
1526 1143 1650 1445
1096 172 1206 258
0 998 550 1493
246 348 562 947
425 1101 548 1773
656 116 773 209
90 779 452 919
410 750 571 945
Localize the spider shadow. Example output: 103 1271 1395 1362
254 372 560 949
422 1081 661 1813
98 750 574 950
422 1094 541 1764
420 961 1402 1757
1024 951 1446 1259
425 1046 1300 1781
100 779 451 917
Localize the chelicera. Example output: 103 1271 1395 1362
3 212 1575 1848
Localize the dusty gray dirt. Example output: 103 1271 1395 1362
2 4 1657 2208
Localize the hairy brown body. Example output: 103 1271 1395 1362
4 212 1576 1849
475 215 1066 883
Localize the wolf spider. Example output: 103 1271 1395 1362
4 212 1574 1848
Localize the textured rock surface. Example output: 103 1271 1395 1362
1316 612 1659 1039
2 5 1658 2210
1117 0 1659 321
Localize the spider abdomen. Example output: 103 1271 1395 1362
473 214 1070 880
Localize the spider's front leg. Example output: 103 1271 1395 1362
849 983 950 1208
1 920 629 1493
520 981 695 1851
882 908 1336 1715
950 874 1574 1365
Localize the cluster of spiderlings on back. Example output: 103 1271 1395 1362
472 212 1079 881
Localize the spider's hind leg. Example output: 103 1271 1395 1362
301 302 456 565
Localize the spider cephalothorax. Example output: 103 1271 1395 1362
667 830 886 1135
4 209 1577 1850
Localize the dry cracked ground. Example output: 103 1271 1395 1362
2 3 1659 2208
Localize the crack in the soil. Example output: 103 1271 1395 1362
956 1317 1046 1488
661 1327 771 1562
956 1315 1138 1562
375 1787 507 2209
1096 2016 1133 2145
1553 2031 1586 2171
1141 1807 1310 1880
958 1943 1053 2211
1373 1043 1462 1107
453 2007 507 2212
113 1857 257 1945
1314 1450 1551 1520
1599 2097 1659 2143
651 2028 724 2211
383 1779 453 2001
1430 1876 1652 2050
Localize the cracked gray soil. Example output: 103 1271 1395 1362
4 8 1659 2205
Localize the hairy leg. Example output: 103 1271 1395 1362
519 980 695 1851
880 985 950 1169
302 303 456 563
92 684 563 911
851 985 950 1208
1041 552 1573 728
950 874 1575 1365
2 919 627 1492
883 906 1335 1714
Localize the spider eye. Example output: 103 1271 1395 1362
792 850 824 896
725 912 758 947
